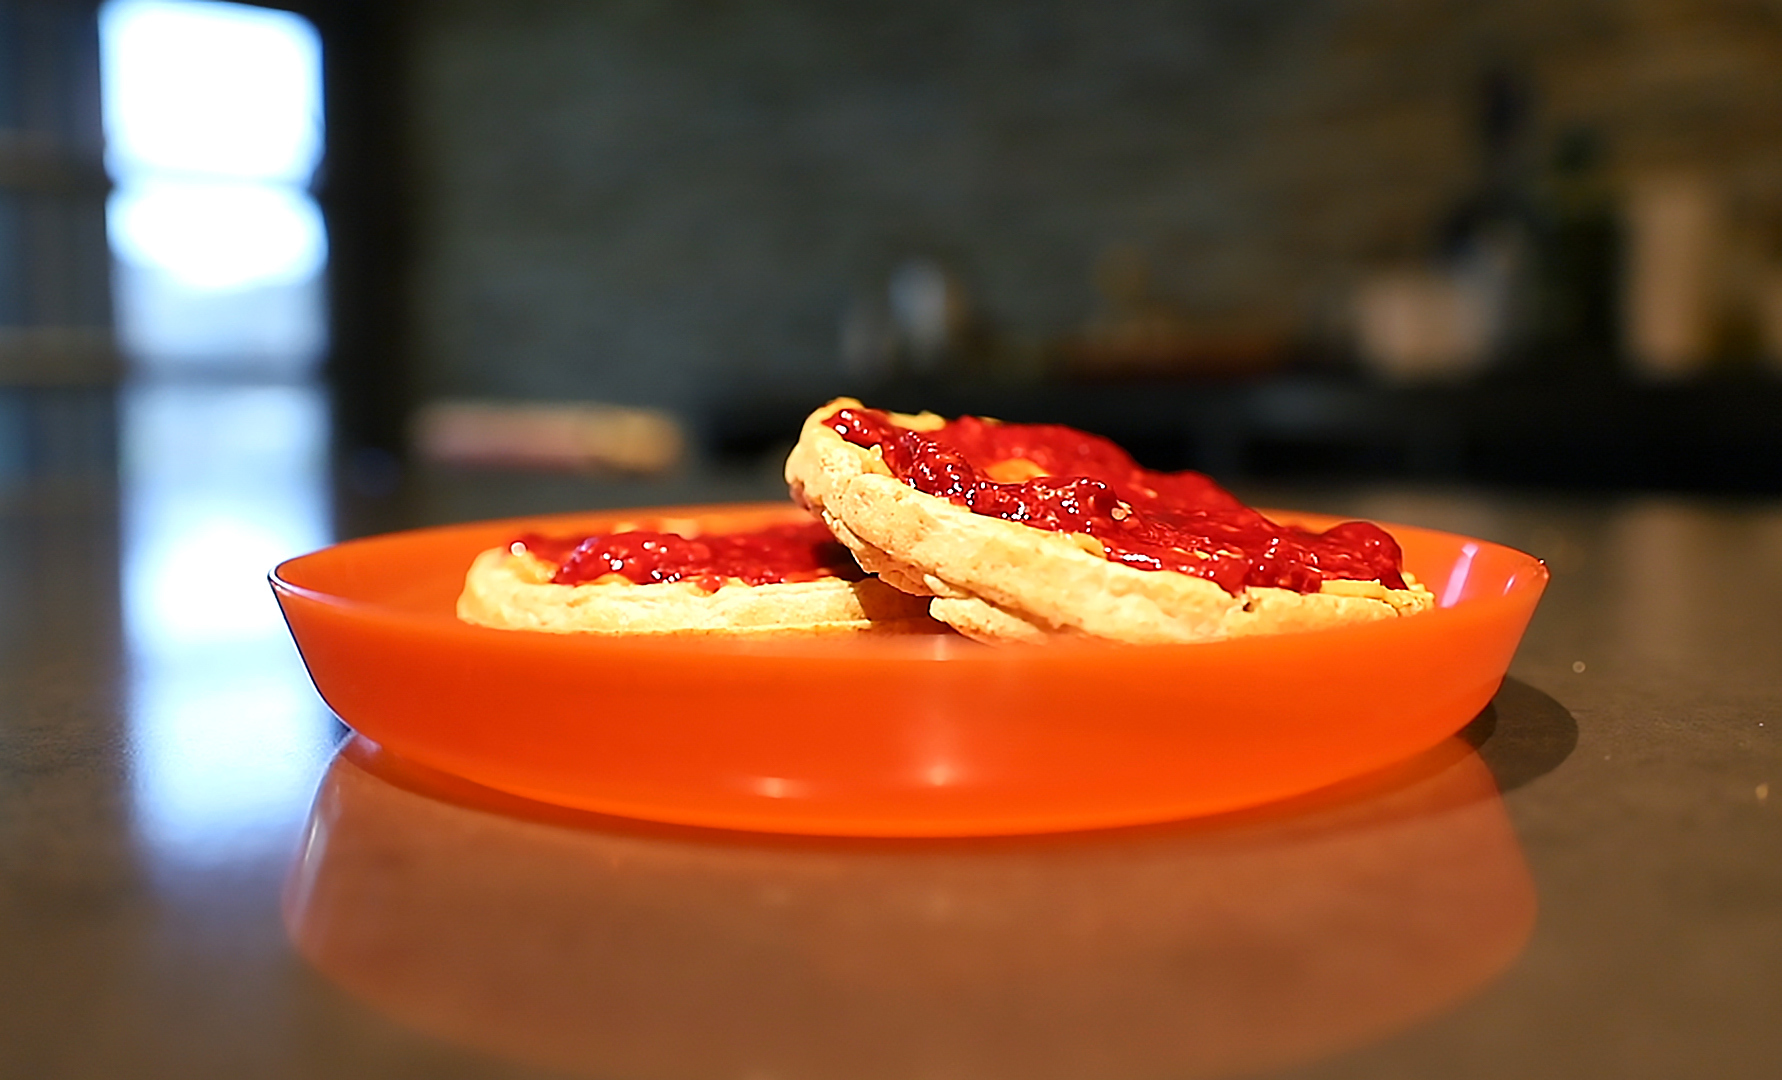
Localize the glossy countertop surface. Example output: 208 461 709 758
3 385 1779 1079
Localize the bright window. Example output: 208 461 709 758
100 0 327 376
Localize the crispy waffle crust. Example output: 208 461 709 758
457 529 934 637
784 398 1435 645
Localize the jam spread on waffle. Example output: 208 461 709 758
824 407 1408 595
513 520 859 593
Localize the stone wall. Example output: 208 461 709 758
404 0 1782 411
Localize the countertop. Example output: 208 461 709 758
3 388 1779 1079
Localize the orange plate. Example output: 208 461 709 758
271 502 1547 836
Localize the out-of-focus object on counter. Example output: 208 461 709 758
1389 66 1540 384
1755 270 1782 376
1062 325 1284 381
411 399 684 474
1354 269 1495 383
887 257 970 376
841 257 984 382
1526 128 1622 375
1064 245 1285 379
1622 174 1721 381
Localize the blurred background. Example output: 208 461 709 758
4 0 1782 533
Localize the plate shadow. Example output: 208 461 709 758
1458 677 1579 794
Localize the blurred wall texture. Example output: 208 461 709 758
401 0 1782 415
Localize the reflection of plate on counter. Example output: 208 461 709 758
285 735 1535 1080
270 502 1547 836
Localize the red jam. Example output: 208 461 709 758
512 520 860 593
824 407 1409 595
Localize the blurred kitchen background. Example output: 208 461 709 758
5 0 1782 539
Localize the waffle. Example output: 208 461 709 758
785 398 1434 645
457 516 935 636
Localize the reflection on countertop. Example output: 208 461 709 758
120 383 340 868
286 734 1533 1080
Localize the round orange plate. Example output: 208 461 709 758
271 502 1547 836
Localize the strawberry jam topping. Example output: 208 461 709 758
824 407 1409 595
513 520 859 593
